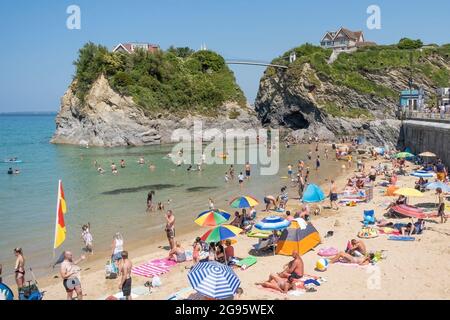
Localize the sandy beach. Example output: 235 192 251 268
34 153 450 301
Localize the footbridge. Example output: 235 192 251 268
225 59 288 69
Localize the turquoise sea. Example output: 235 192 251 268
0 114 341 281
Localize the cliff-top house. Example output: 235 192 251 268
112 42 160 54
320 27 376 51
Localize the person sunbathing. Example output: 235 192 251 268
329 252 373 265
278 251 304 281
346 239 367 256
256 273 295 293
168 242 186 263
385 195 407 211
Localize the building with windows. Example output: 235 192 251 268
320 27 375 51
399 89 425 111
112 42 159 54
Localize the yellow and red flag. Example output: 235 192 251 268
53 180 68 249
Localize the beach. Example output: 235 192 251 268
36 156 450 300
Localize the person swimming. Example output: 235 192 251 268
7 167 13 175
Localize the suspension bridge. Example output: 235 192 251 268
225 59 289 69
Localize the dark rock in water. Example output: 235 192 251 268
102 184 180 195
185 186 219 192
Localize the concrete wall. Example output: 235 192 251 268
402 120 450 167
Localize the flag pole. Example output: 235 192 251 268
53 179 61 259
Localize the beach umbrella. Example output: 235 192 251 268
411 171 435 178
195 209 231 227
419 151 436 157
255 216 291 231
200 225 242 243
229 196 259 208
188 261 240 299
394 152 414 159
394 188 424 197
425 181 450 193
0 283 15 300
302 184 326 203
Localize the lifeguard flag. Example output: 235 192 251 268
53 180 67 249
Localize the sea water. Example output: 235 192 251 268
0 114 342 281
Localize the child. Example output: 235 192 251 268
81 223 94 255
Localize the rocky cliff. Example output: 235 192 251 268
51 75 260 147
255 44 450 147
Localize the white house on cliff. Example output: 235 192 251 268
320 27 375 52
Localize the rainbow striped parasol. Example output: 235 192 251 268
229 196 259 208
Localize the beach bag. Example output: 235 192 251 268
152 276 162 287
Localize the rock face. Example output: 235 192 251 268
254 51 450 147
51 75 260 147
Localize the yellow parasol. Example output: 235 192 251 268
394 188 424 197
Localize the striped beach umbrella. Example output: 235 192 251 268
195 209 231 227
188 261 241 299
255 216 291 231
229 196 259 208
200 225 242 243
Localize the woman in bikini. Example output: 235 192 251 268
329 251 373 265
14 248 25 291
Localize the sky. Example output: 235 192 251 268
0 0 449 112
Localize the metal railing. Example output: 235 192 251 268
401 111 450 122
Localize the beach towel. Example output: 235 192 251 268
388 236 415 241
334 262 369 268
149 258 177 268
131 263 170 278
378 227 401 235
236 256 257 269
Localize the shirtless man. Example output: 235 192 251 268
329 180 339 210
119 251 133 300
329 251 373 265
60 251 85 300
13 248 25 292
165 210 176 250
278 251 304 281
347 239 367 257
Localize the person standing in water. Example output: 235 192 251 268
229 165 235 180
120 159 126 168
147 191 155 212
165 210 176 250
245 162 251 180
13 248 25 293
111 163 118 175
118 251 133 300
138 157 145 165
238 172 245 190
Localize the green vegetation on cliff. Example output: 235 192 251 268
73 43 246 115
266 40 450 117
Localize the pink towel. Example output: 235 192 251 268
132 263 170 278
132 258 177 278
150 258 177 267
